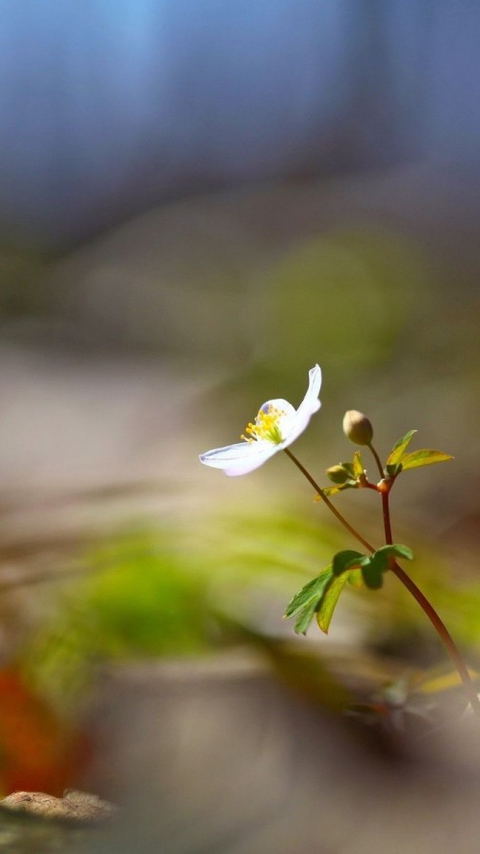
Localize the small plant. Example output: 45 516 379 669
200 364 480 716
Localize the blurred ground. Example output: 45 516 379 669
1 163 480 851
75 653 480 854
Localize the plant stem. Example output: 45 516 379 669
379 486 394 547
368 442 395 538
381 480 480 716
381 490 394 546
285 446 480 715
368 442 384 480
389 560 480 713
283 448 373 553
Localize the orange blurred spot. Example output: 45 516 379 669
0 668 89 795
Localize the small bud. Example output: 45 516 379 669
326 464 351 485
343 410 373 446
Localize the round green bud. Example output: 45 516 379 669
342 410 373 446
326 465 351 484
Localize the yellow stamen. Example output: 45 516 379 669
241 404 285 444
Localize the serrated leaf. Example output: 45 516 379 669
284 568 333 619
284 567 334 635
293 599 320 634
352 450 364 479
332 549 367 577
316 573 349 633
386 429 417 467
400 449 454 470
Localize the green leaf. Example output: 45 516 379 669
321 483 355 497
368 551 389 574
385 462 400 477
400 449 454 470
361 561 384 589
332 550 367 577
360 544 413 589
386 429 417 468
284 569 332 619
284 567 334 635
321 485 341 497
375 543 414 562
293 599 321 635
347 568 363 589
352 450 364 479
316 573 349 633
370 543 413 573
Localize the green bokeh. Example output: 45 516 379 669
257 228 428 382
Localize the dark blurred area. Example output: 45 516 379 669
1 3 480 852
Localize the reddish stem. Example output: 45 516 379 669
373 446 480 716
388 559 480 713
286 444 480 716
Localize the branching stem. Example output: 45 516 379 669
376 468 480 717
285 445 480 716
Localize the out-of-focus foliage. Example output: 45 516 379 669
70 534 212 658
257 229 427 384
21 501 480 723
26 531 217 713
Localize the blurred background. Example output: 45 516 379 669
1 2 480 851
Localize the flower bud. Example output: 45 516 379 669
342 410 373 446
326 464 351 485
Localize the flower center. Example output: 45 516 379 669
242 404 285 444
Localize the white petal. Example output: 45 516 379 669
257 398 295 418
281 364 322 446
199 365 322 477
257 398 297 437
199 440 279 476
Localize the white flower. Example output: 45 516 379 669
199 364 322 476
